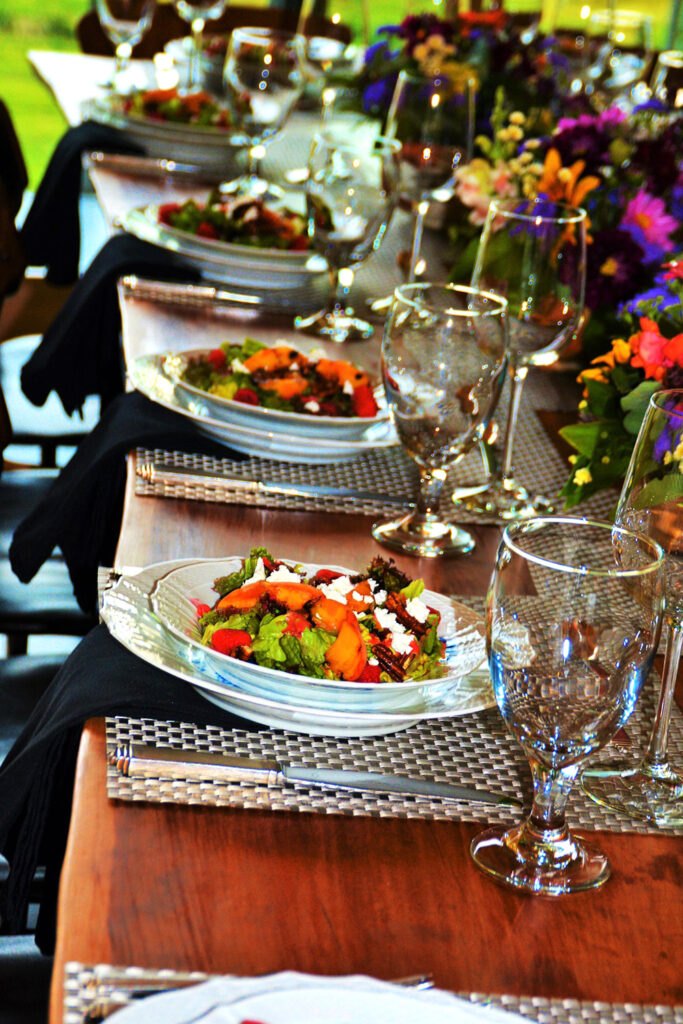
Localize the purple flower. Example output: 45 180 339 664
585 228 645 309
362 76 396 113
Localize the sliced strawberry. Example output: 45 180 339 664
284 611 309 637
233 387 260 406
206 348 226 371
288 234 309 251
352 384 378 418
357 663 381 682
197 221 219 239
310 569 344 585
210 628 252 656
190 599 211 618
158 202 181 224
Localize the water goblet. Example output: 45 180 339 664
94 0 156 89
582 390 683 825
371 283 508 557
173 0 227 90
222 27 306 201
471 517 665 895
386 69 475 287
585 8 652 98
294 133 401 344
649 50 683 109
457 198 587 522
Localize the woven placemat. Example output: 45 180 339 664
104 661 683 835
134 371 615 520
61 962 683 1024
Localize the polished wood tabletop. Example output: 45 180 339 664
46 206 683 1021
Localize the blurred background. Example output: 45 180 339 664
3 0 682 185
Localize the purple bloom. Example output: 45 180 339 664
585 228 645 309
621 284 677 314
362 76 396 113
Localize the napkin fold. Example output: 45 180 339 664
0 625 254 949
19 120 142 286
20 234 201 415
9 390 237 614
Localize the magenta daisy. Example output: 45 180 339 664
621 189 679 263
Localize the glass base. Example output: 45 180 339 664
470 822 610 895
453 479 555 523
294 307 374 344
219 174 284 203
371 513 475 558
581 763 683 826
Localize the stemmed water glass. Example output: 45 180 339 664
471 517 665 895
222 27 306 200
457 198 587 522
294 133 401 343
173 0 227 90
371 283 508 557
94 0 156 89
582 390 683 825
386 70 475 287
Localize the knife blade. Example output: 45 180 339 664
110 743 522 807
136 461 412 508
120 275 261 308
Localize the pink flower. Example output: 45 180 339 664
621 190 679 262
630 317 669 380
663 258 683 281
454 159 516 226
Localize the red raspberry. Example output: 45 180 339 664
233 388 260 406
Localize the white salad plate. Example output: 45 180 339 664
128 354 399 463
119 204 328 289
83 95 242 172
100 561 494 737
149 557 487 713
110 972 528 1024
163 347 389 440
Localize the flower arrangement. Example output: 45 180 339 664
559 258 683 508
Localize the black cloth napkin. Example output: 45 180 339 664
9 389 239 615
0 624 257 950
20 233 201 415
19 120 142 286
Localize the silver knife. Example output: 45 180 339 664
110 743 522 807
136 461 412 508
88 151 219 184
120 275 261 308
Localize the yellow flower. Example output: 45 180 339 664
574 468 593 486
581 367 609 383
509 111 526 125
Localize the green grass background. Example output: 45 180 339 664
2 0 680 187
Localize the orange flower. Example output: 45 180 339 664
663 333 683 366
629 317 668 381
537 148 600 224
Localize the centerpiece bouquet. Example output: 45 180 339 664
559 258 683 507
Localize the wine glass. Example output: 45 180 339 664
294 133 401 344
471 517 665 895
386 70 475 287
457 198 587 522
174 0 227 90
94 0 156 89
585 9 652 97
582 391 683 825
371 283 508 557
222 27 306 201
649 50 683 109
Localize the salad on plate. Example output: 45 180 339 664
192 549 449 683
173 337 379 418
157 193 310 251
121 87 241 129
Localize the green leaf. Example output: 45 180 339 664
584 378 618 419
632 475 683 511
400 579 424 601
558 420 603 457
620 381 661 435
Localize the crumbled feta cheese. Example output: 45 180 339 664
390 631 414 656
343 379 354 396
242 557 267 586
374 607 406 634
231 357 251 374
368 657 379 666
318 576 355 604
290 362 299 371
368 578 377 592
266 564 303 583
406 596 429 623
303 400 320 413
373 589 386 606
351 589 373 605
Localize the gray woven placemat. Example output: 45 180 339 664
134 371 615 520
104 660 683 835
61 962 683 1024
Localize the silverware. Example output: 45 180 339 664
136 461 411 508
110 742 522 807
88 151 217 184
120 275 261 309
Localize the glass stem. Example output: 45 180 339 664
408 199 429 283
527 757 578 834
499 360 528 487
642 622 683 775
327 265 353 316
190 16 205 88
114 41 132 79
414 467 447 522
